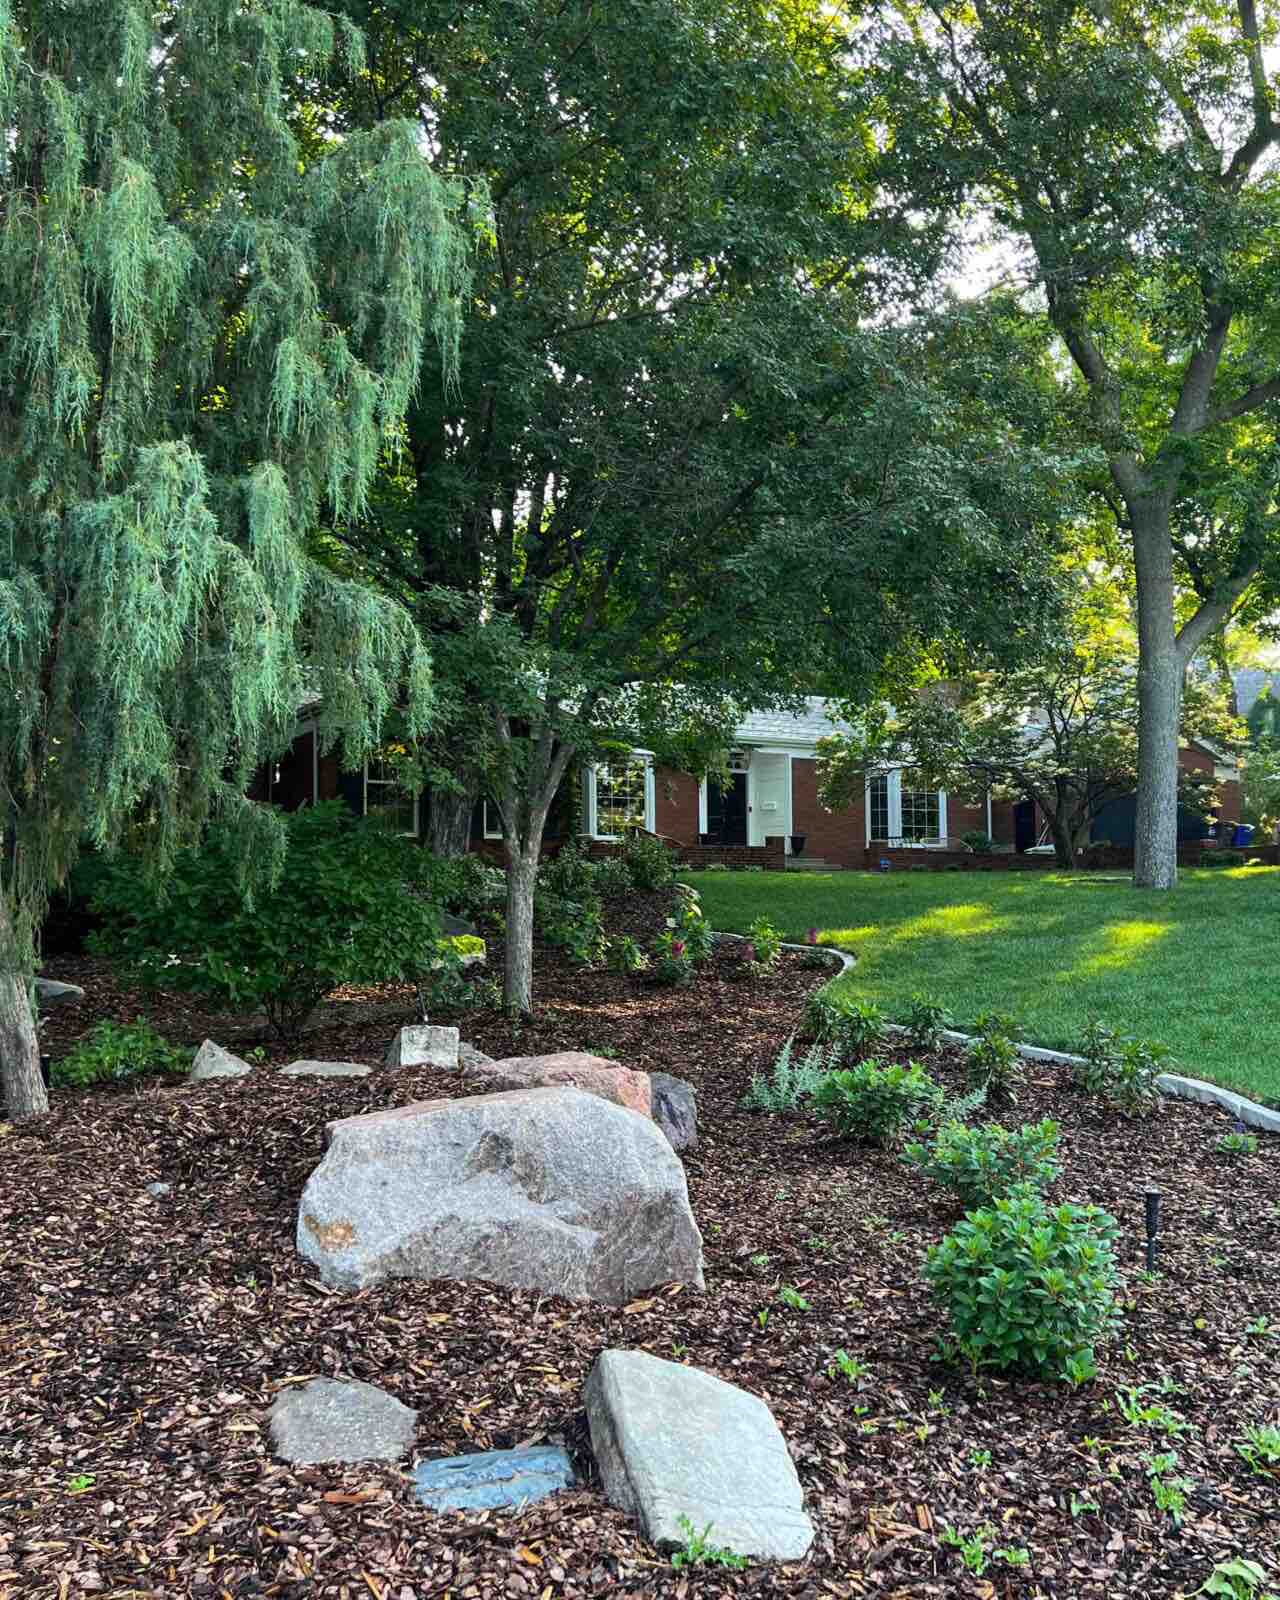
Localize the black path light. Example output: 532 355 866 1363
1144 1188 1162 1274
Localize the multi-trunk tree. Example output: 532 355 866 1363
0 0 473 1117
863 0 1280 887
319 0 1079 1010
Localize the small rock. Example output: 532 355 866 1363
585 1349 813 1562
145 1182 172 1198
650 1072 697 1151
458 1042 495 1071
411 1445 574 1512
267 1377 417 1465
462 1051 651 1119
189 1040 252 1082
34 977 85 1008
277 1060 371 1079
385 1025 460 1069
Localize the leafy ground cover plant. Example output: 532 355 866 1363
670 1516 749 1571
1217 1128 1260 1159
91 804 448 1038
1235 1424 1280 1475
903 1119 1061 1209
605 934 650 975
923 1184 1121 1380
51 1019 189 1087
747 915 783 969
900 992 952 1053
1073 1019 1169 1116
536 893 606 966
813 1059 940 1145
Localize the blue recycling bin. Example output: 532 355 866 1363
1232 823 1255 847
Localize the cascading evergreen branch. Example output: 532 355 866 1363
0 0 477 957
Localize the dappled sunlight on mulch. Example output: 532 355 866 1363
4 894 1279 1597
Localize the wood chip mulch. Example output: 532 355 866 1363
3 892 1278 1599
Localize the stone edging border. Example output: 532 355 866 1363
710 931 1280 1136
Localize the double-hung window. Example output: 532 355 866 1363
363 757 419 836
867 771 945 845
588 755 653 839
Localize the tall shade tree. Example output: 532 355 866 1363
0 0 474 1118
319 0 1077 1011
863 0 1280 887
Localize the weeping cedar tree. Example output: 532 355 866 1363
0 0 475 1119
817 641 1242 867
861 0 1280 888
316 0 1079 1011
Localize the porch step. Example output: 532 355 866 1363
786 857 843 872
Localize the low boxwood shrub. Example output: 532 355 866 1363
813 1059 940 1145
903 1119 1062 1209
922 1184 1121 1382
1073 1019 1169 1116
52 1019 190 1087
90 802 448 1038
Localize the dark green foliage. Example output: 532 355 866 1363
813 1060 941 1146
52 1020 189 1087
960 832 996 855
415 854 507 925
535 895 606 966
966 1014 1024 1105
90 803 445 1038
903 1120 1062 1210
1074 1020 1169 1117
604 935 649 975
620 833 678 893
747 916 783 969
923 1186 1121 1382
901 993 952 1054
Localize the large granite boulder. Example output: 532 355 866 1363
650 1072 697 1152
268 1377 417 1465
585 1350 814 1563
189 1040 252 1082
297 1087 704 1304
460 1051 651 1119
34 977 85 1008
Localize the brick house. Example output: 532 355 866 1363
258 698 1242 868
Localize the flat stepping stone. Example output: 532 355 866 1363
268 1377 417 1465
384 1025 459 1069
190 1040 252 1082
585 1349 813 1562
34 977 85 1008
411 1445 574 1512
278 1060 371 1078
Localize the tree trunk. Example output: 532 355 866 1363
1131 497 1182 890
1048 814 1077 870
426 781 477 858
0 895 46 1120
502 845 540 1013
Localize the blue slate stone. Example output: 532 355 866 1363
411 1445 574 1512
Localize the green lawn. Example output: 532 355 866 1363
689 866 1280 1105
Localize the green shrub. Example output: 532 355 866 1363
813 1059 940 1145
536 892 606 965
900 992 952 1053
742 1034 836 1111
593 854 634 899
537 840 600 901
1073 1019 1168 1116
416 851 506 922
747 915 783 969
676 897 716 962
53 1019 190 1087
966 1013 1024 1105
803 990 889 1058
922 1184 1121 1380
605 934 650 975
960 830 996 855
90 802 447 1038
903 1120 1062 1209
620 829 676 890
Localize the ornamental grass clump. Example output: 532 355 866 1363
923 1184 1121 1382
903 1119 1062 1210
813 1059 940 1146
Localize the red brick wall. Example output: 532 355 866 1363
948 798 988 840
653 765 701 844
989 800 1018 846
791 757 866 867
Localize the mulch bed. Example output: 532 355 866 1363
3 891 1278 1599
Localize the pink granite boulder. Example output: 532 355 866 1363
460 1051 652 1119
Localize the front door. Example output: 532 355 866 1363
707 772 748 845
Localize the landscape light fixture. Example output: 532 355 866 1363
1144 1188 1161 1275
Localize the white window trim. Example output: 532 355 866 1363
586 755 655 840
864 769 947 847
481 799 503 840
363 759 420 838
